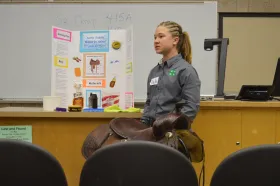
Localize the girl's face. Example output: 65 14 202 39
154 26 179 55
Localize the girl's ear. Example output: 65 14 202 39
173 36 179 46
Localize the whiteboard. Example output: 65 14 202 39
0 2 217 101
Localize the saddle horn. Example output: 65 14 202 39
152 113 191 139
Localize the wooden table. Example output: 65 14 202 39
191 100 280 186
1 100 280 186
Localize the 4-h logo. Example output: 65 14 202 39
169 69 176 76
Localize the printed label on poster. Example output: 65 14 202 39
80 31 109 52
125 74 133 92
0 126 32 143
54 56 68 68
127 44 132 59
102 92 120 108
125 92 134 109
54 67 69 108
83 79 106 88
85 89 102 108
126 62 132 74
110 60 120 64
53 40 69 56
83 53 106 78
53 28 72 42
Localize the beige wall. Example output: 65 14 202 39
1 0 280 13
218 0 280 12
223 17 280 93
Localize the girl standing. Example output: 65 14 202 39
140 21 201 127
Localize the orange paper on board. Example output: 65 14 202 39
74 68 81 77
82 79 106 88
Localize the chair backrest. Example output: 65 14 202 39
210 144 280 186
0 139 68 186
80 141 198 186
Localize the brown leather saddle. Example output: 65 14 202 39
81 113 205 186
81 113 203 162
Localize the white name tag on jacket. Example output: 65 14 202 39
150 77 159 85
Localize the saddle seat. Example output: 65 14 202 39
109 118 151 140
110 118 159 142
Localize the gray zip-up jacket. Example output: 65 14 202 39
141 54 201 125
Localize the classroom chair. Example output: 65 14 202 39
79 141 198 186
0 139 68 186
210 144 280 186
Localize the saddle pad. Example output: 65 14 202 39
176 129 204 162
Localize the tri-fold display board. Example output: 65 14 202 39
51 26 134 109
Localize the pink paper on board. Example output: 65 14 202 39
53 28 72 42
125 92 134 109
